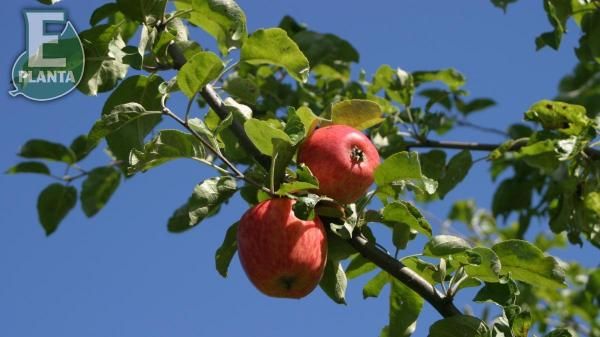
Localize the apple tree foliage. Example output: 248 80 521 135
11 0 600 336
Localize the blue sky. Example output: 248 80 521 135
0 1 595 336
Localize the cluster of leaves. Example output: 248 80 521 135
9 0 600 337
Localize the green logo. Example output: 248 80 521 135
10 9 85 101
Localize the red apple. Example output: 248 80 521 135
297 125 380 204
237 198 327 299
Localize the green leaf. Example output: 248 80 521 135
78 24 129 95
388 279 424 337
88 103 163 153
177 51 224 99
363 271 389 299
492 178 532 217
330 100 384 130
413 68 466 92
428 316 490 337
80 167 121 217
374 151 437 195
90 3 119 26
473 280 518 306
243 118 292 156
116 0 167 24
370 65 414 106
402 257 437 284
168 176 237 233
544 328 573 337
524 100 590 136
437 150 472 198
19 140 76 164
129 130 206 173
382 201 432 237
535 0 571 50
292 194 320 221
464 247 501 282
419 150 446 181
511 311 532 337
456 98 496 115
270 138 295 191
175 0 247 54
284 108 306 145
423 235 472 257
70 135 94 162
492 239 566 288
276 164 319 195
6 162 50 176
295 106 320 135
319 259 347 304
215 222 238 277
223 75 260 103
37 184 77 236
241 28 310 83
100 75 165 163
346 254 377 279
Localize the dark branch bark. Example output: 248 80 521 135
404 139 600 160
167 43 461 317
350 234 462 317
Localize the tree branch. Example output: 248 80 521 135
404 138 600 160
166 43 461 318
350 233 462 317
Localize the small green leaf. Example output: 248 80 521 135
374 151 437 195
346 254 377 279
224 75 260 102
270 139 295 191
438 150 472 198
492 239 566 288
129 130 206 173
87 103 163 153
363 270 389 299
6 162 50 176
423 235 472 257
80 167 121 217
70 135 94 162
19 140 76 164
413 68 466 92
544 328 573 337
168 177 237 232
116 0 167 24
428 316 490 337
473 280 519 307
492 179 532 217
37 184 77 236
90 3 119 26
524 100 590 136
319 260 347 304
370 65 414 106
330 100 384 130
177 51 224 99
276 164 319 195
284 108 306 145
175 0 247 54
99 75 165 162
464 247 501 282
455 98 496 115
382 201 432 237
292 194 320 220
215 222 238 277
241 28 310 83
389 279 424 337
401 257 437 284
243 118 292 156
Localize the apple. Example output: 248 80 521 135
297 125 380 204
237 198 327 299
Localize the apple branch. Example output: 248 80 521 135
404 138 600 160
167 43 462 318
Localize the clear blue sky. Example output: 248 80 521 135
1 1 595 336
